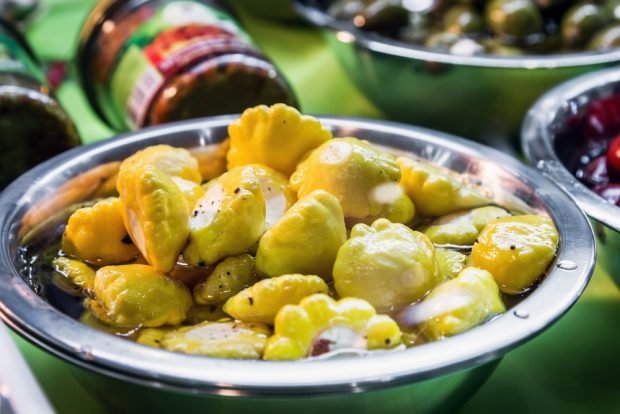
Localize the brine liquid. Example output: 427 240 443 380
17 242 86 320
16 216 534 347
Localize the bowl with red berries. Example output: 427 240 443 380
523 67 620 283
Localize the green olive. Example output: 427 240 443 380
425 31 462 51
485 0 544 42
400 13 434 44
357 0 409 32
444 5 485 34
607 0 620 20
484 38 524 55
329 0 618 55
524 32 562 53
432 0 483 14
561 3 610 49
588 23 620 49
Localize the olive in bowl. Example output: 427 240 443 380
0 109 594 413
523 66 620 286
294 0 620 146
326 0 620 55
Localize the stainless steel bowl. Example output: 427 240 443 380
523 67 620 286
0 117 595 413
293 0 620 147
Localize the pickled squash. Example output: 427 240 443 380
333 219 439 311
227 104 331 175
471 215 559 294
194 254 256 305
89 264 192 328
408 267 505 340
398 157 489 217
264 294 402 360
290 137 403 220
256 190 346 280
223 274 328 324
183 166 266 267
62 198 138 265
117 164 189 273
119 144 201 184
160 321 271 359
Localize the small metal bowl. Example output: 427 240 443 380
293 0 620 147
0 117 595 413
523 67 620 286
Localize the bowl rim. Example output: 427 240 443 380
292 0 620 69
522 66 620 233
0 116 595 396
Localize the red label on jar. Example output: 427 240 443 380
144 25 254 77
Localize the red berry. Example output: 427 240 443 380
607 135 620 181
583 94 620 140
576 136 607 161
45 61 68 90
576 155 609 187
593 184 620 206
310 338 333 357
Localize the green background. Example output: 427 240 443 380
9 0 620 412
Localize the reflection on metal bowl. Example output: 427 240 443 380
523 67 620 286
0 116 595 413
293 0 620 147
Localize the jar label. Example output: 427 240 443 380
109 1 257 129
0 32 43 82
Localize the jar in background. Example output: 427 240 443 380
0 18 80 189
0 0 39 24
77 0 297 131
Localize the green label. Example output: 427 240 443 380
109 0 257 129
111 45 164 130
0 32 42 82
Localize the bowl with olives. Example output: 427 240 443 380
294 0 620 146
523 66 620 285
0 105 595 413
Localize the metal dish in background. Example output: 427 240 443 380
0 117 595 413
293 0 620 149
523 67 620 286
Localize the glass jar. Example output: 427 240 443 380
77 0 297 131
0 0 39 24
0 18 80 189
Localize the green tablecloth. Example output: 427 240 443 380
10 1 620 413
